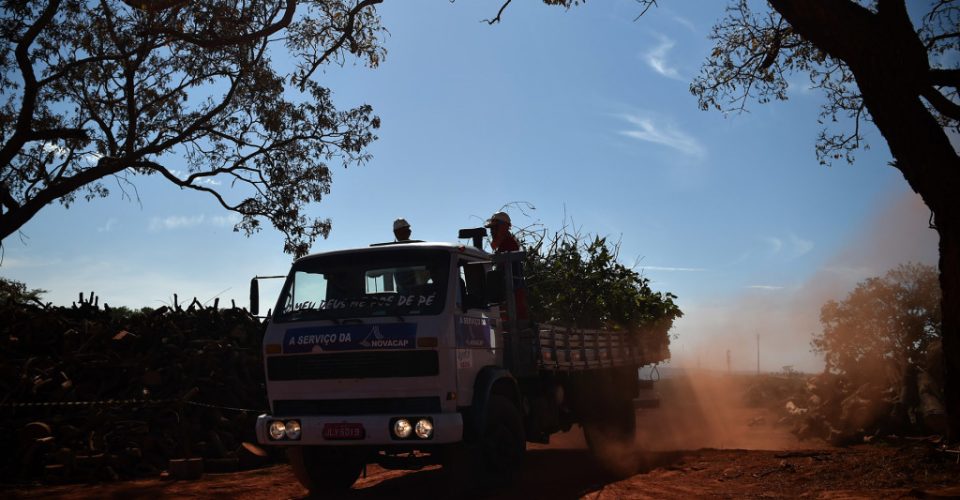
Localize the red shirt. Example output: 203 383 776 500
492 231 520 253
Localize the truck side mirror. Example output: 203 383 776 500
249 278 260 316
458 227 487 249
485 268 505 304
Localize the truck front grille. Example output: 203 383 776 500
273 397 442 416
266 350 439 381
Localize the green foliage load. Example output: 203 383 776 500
521 231 682 360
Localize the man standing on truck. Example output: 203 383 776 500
484 211 519 253
393 218 412 241
485 211 527 319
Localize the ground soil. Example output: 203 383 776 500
6 373 960 499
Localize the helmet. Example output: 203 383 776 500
393 218 410 231
484 211 511 228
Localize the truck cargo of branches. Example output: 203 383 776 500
252 232 669 494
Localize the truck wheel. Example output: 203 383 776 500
287 446 363 494
479 394 526 487
443 395 526 492
583 400 637 473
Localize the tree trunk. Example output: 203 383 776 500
938 210 960 439
769 0 960 439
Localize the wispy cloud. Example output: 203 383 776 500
747 285 784 290
0 256 63 269
619 113 705 158
642 265 706 272
166 169 221 186
763 233 813 259
762 233 814 259
149 213 241 231
762 236 784 255
149 215 206 231
210 214 241 227
42 142 103 164
787 77 815 96
672 15 697 33
97 217 117 233
42 142 69 156
643 33 682 80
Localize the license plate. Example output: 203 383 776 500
322 423 365 440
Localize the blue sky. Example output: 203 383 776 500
1 1 940 372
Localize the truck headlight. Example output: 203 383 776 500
393 418 412 438
284 420 301 440
268 420 286 440
414 418 433 439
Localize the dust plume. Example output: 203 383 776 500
543 191 938 459
540 370 817 478
672 190 938 373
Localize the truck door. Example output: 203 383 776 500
454 259 498 403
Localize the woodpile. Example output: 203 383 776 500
0 292 275 484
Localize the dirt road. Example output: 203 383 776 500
10 436 959 499
7 373 960 498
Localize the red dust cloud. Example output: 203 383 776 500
672 191 938 374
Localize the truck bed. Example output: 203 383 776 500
534 324 662 370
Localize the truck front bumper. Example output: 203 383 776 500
255 412 463 446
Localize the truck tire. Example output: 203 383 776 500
287 446 363 494
583 397 636 456
479 394 526 487
445 395 525 492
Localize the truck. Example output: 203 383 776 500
252 232 667 494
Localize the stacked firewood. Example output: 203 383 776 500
0 292 274 484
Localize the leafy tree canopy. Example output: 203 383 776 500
813 263 941 384
0 276 46 305
0 0 385 256
690 0 959 166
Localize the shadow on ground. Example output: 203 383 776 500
294 448 687 500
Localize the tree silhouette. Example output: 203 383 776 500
0 0 384 257
813 263 941 387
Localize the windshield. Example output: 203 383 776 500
275 249 450 322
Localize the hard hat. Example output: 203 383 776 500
393 218 410 231
484 211 511 228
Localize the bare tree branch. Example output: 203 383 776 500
922 86 960 122
484 0 512 25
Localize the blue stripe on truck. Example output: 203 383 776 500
284 323 418 353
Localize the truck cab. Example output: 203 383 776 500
254 240 515 491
